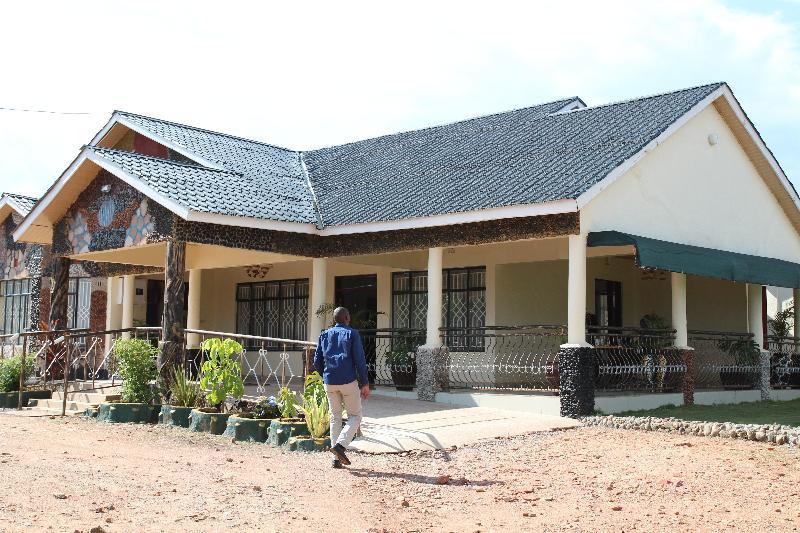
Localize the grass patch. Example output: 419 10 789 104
617 398 800 427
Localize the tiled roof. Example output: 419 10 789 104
88 147 317 223
115 112 317 224
1 193 37 215
303 83 724 226
100 84 724 228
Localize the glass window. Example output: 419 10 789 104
0 278 32 334
391 267 486 349
65 277 93 330
236 279 308 347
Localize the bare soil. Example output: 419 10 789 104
0 413 798 532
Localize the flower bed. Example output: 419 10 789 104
98 403 159 424
160 405 194 428
287 436 331 452
189 409 231 435
583 415 800 447
0 390 51 409
222 414 273 442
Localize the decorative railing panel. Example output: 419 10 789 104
767 335 800 389
588 326 682 393
436 326 565 391
689 330 760 390
359 329 425 388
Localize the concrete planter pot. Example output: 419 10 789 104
222 414 273 442
267 418 310 447
287 436 331 452
97 402 153 424
160 405 194 428
189 408 231 435
0 390 51 408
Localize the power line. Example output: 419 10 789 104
0 106 102 116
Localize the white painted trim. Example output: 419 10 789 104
716 86 800 214
0 196 28 219
185 210 319 234
317 199 578 236
88 112 224 171
576 86 726 209
13 150 93 243
553 97 587 114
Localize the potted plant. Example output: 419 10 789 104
717 337 760 390
768 305 800 388
386 336 418 391
159 365 199 428
639 314 684 391
289 372 331 451
98 338 159 423
0 355 47 408
267 385 310 446
223 396 278 443
189 338 245 435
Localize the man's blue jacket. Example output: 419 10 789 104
313 323 369 386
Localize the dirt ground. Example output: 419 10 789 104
0 413 798 532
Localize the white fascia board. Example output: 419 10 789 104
317 199 578 236
553 98 587 114
576 86 726 210
86 152 191 220
87 113 120 146
0 196 25 219
717 86 800 213
185 210 319 234
114 117 224 171
13 150 93 243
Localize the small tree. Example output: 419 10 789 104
769 305 795 338
115 339 158 403
199 338 244 410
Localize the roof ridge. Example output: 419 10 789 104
565 82 726 114
88 145 242 176
309 96 582 152
114 110 298 154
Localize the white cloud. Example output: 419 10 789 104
0 0 799 196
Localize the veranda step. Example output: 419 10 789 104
51 392 121 403
27 399 98 412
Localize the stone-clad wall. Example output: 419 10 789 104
52 170 173 256
174 212 579 258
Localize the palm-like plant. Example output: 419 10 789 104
169 365 200 407
299 372 330 438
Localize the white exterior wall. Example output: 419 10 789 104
581 105 800 263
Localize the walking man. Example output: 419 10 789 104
313 306 370 468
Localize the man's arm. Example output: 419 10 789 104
351 330 370 387
313 332 326 376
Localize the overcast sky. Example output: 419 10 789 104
1 1 799 198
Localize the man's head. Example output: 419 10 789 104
333 306 350 325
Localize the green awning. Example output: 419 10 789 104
587 231 800 289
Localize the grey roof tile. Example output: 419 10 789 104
303 84 724 226
1 193 38 215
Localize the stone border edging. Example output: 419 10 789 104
582 415 800 447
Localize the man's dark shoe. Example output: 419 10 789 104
329 443 351 465
332 459 343 469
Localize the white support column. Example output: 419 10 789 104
121 275 135 340
671 272 688 347
309 258 328 341
186 269 202 349
566 234 588 345
793 288 800 337
105 277 123 354
747 283 764 348
425 247 443 348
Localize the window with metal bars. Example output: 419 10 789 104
0 278 32 334
235 279 309 348
391 267 486 350
66 278 93 331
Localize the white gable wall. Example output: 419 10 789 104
581 104 800 264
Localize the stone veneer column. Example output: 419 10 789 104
417 247 446 402
49 257 70 331
158 240 187 384
681 347 695 406
748 283 771 400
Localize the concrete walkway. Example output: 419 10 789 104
349 395 580 453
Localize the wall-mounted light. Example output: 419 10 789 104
101 184 112 193
707 133 719 146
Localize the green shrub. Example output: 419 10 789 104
252 395 280 419
169 365 200 407
300 372 330 438
199 338 244 409
0 356 33 393
114 339 158 403
278 386 298 419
